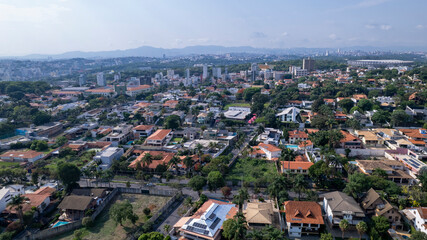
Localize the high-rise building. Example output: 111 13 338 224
303 58 315 72
167 69 174 78
114 73 121 81
78 74 86 86
251 63 258 82
96 72 106 86
212 67 221 78
202 64 208 80
185 68 190 79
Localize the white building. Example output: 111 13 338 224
402 207 427 234
276 107 301 123
202 64 208 80
96 72 106 86
94 147 124 170
322 191 365 227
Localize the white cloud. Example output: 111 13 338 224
380 24 392 30
329 33 338 40
357 0 391 8
0 3 69 23
416 24 425 29
281 32 289 37
365 24 376 29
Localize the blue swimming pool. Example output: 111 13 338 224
285 145 298 149
52 221 69 228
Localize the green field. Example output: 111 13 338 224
53 193 171 240
226 157 278 183
0 161 20 168
224 103 251 110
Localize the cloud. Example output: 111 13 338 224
251 32 267 38
329 33 338 40
416 24 425 29
0 3 70 23
281 32 289 37
380 24 392 30
356 0 391 8
365 23 392 30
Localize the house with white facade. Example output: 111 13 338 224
93 147 124 170
322 191 365 228
284 201 324 237
276 107 301 123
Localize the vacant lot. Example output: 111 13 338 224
224 103 250 110
226 157 277 184
53 193 170 240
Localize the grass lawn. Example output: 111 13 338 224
53 194 170 240
226 157 277 183
224 103 250 110
171 137 182 143
0 161 20 168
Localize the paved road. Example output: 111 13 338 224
155 198 184 234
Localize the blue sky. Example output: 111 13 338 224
0 0 426 55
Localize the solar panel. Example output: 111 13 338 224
193 223 207 229
208 213 216 220
187 226 194 231
204 230 210 235
193 227 207 234
210 217 221 229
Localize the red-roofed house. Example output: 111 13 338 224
281 161 313 175
284 201 324 237
126 85 152 97
145 129 172 146
340 131 362 149
0 150 45 163
132 125 155 139
163 100 179 109
128 151 175 170
251 143 282 160
288 130 308 144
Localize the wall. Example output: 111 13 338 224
335 148 385 157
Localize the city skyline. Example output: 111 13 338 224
0 0 426 56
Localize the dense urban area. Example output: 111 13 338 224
0 50 427 240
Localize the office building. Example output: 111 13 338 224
303 58 315 72
96 72 106 86
202 64 208 80
78 74 86 86
185 68 190 79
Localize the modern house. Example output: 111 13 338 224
284 201 324 237
175 199 237 240
322 191 365 227
132 125 155 139
288 130 308 144
251 143 282 160
145 129 172 146
276 107 301 123
356 160 415 185
401 207 427 234
93 147 124 170
243 202 275 228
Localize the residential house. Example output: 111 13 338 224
356 160 414 185
288 130 308 144
174 128 200 141
0 150 45 163
401 207 427 234
58 195 96 221
93 147 124 170
276 107 301 123
128 150 175 170
132 125 155 139
284 201 324 237
243 202 275 228
251 143 282 160
281 161 313 175
257 128 283 146
355 130 384 147
322 191 365 227
175 199 238 240
105 124 133 147
145 129 172 146
339 131 363 149
125 85 151 97
361 189 402 229
224 107 251 120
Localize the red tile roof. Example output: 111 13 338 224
129 151 175 169
258 143 281 152
284 201 324 225
147 129 171 141
133 125 154 131
281 161 313 170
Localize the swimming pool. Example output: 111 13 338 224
52 221 70 228
285 145 298 149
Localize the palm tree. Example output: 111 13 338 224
356 221 368 240
183 156 194 173
163 224 171 235
292 174 308 200
7 195 29 223
195 143 204 158
339 219 349 239
169 156 180 171
232 188 249 212
232 212 247 240
141 153 153 168
256 124 265 135
246 230 263 240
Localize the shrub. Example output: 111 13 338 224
82 217 93 228
143 207 151 216
6 221 23 233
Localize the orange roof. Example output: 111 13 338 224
258 143 281 152
146 129 171 141
352 94 368 100
85 88 114 93
284 201 324 225
134 102 151 108
408 139 426 146
399 129 427 139
289 130 308 139
5 193 50 214
324 98 334 103
127 85 151 91
340 130 361 143
295 155 308 162
191 199 237 220
129 151 175 169
306 129 319 134
0 150 44 159
133 125 154 131
163 100 178 108
281 161 313 170
33 187 56 196
298 140 313 148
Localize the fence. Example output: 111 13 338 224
18 187 177 240
335 148 386 157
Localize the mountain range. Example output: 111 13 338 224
4 45 427 60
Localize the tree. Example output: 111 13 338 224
233 188 249 212
221 186 232 199
32 111 51 125
222 213 247 240
268 174 290 204
356 221 368 240
138 232 165 240
7 195 29 223
372 110 391 125
163 224 171 234
164 115 181 129
339 98 354 113
188 175 206 194
320 233 334 240
344 173 371 199
292 174 308 200
371 216 390 238
339 219 349 239
31 171 39 185
391 110 411 127
57 163 81 191
410 231 427 240
143 207 151 216
417 166 427 191
109 200 139 226
357 99 373 111
207 171 225 191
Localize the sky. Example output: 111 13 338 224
0 0 426 56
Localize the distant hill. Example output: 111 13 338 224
5 45 427 60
